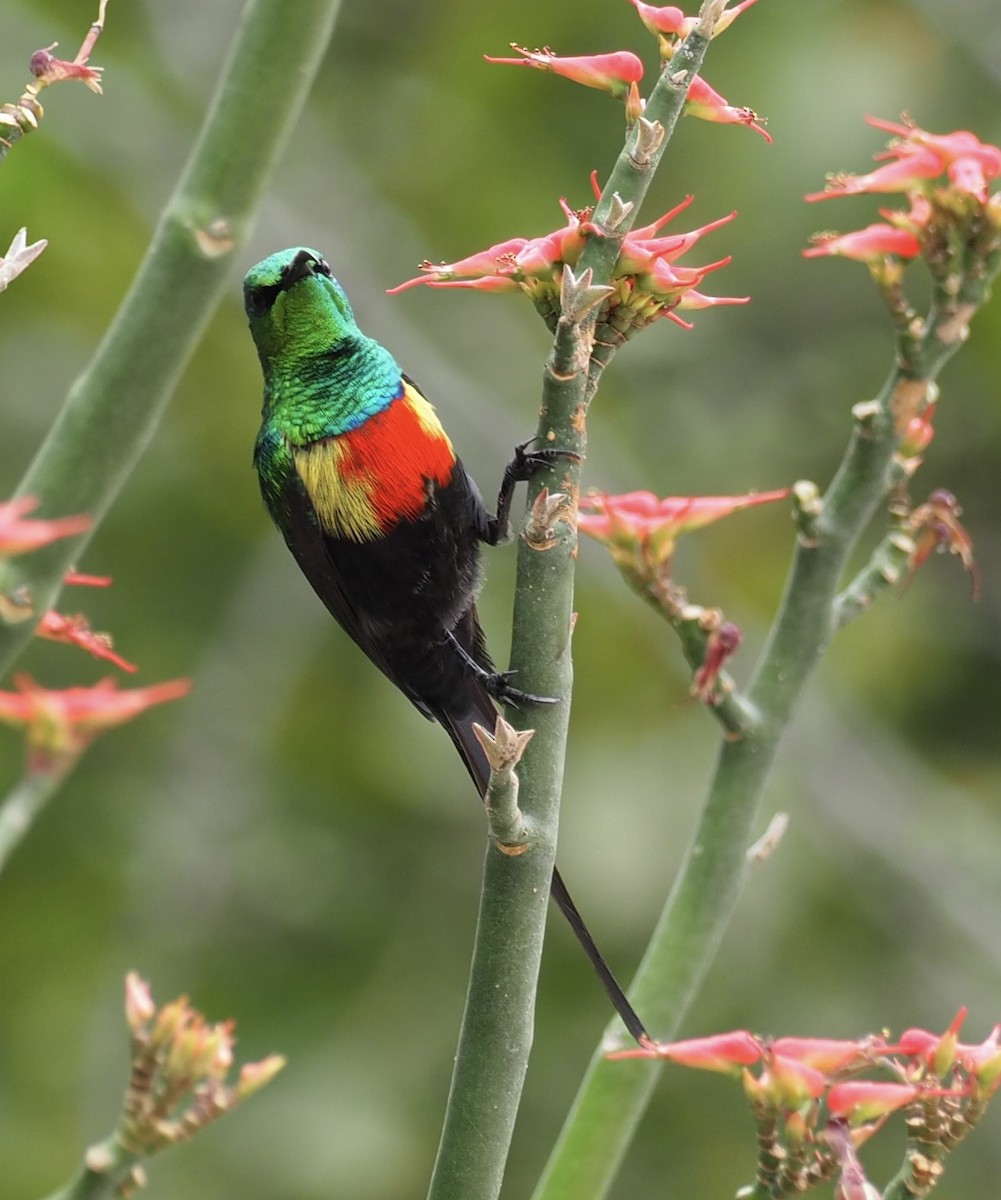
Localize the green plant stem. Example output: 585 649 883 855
40 1136 140 1200
427 10 724 1198
532 286 990 1198
0 0 343 678
0 768 67 874
426 292 590 1200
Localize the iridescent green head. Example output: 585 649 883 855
243 247 360 366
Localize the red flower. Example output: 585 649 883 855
627 0 761 48
803 223 922 263
36 611 137 673
484 46 644 99
0 496 91 557
0 675 191 775
771 1035 885 1074
608 1029 762 1073
827 1080 922 1123
684 75 771 142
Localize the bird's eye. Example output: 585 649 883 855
245 281 283 316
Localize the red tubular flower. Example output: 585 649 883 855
36 611 137 673
608 1029 762 1072
759 1052 827 1106
484 46 644 99
684 75 771 142
0 675 192 775
772 1036 885 1074
627 0 760 47
387 237 529 294
0 496 91 557
803 223 922 263
827 1080 922 1123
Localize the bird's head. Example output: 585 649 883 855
243 248 358 364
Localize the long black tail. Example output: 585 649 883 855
441 693 649 1044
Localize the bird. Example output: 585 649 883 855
244 246 647 1043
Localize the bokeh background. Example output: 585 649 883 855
2 1 1001 1197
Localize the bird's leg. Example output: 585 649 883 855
447 631 558 707
485 439 582 546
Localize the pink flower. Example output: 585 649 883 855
827 1080 921 1123
803 223 922 263
387 237 529 294
627 0 760 46
0 496 91 557
579 489 789 570
36 611 137 673
0 675 191 775
684 75 771 142
771 1036 885 1074
806 117 1001 204
759 1051 827 1105
608 1030 762 1073
484 46 644 99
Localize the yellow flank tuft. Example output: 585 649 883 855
293 440 381 541
402 380 454 452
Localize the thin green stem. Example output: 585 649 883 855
0 768 67 874
0 0 343 678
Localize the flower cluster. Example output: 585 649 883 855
610 1010 1001 1199
390 188 746 333
0 493 192 774
803 116 1001 269
0 674 191 776
113 973 284 1160
578 489 787 707
483 23 769 140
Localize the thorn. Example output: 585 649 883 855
525 486 568 550
629 116 666 168
605 192 634 231
560 264 615 323
472 715 535 775
746 812 789 862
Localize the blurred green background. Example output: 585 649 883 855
2 1 1001 1197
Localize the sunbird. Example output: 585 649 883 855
244 247 646 1042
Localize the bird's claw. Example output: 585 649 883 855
509 438 582 482
485 668 560 708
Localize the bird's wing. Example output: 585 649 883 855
274 465 437 721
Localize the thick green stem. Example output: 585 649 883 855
427 287 591 1200
428 10 725 1197
0 0 343 677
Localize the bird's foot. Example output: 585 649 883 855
507 438 582 484
484 669 560 709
